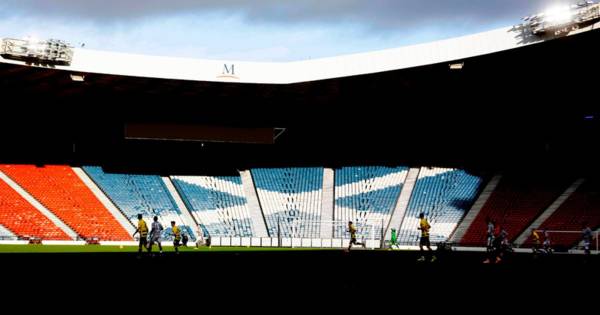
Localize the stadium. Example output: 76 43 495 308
1 2 600 296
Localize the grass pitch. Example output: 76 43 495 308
0 244 339 253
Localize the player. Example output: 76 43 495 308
147 216 163 254
389 228 399 249
484 226 508 264
486 219 495 252
532 229 541 254
195 226 206 248
542 229 552 254
132 214 149 257
171 221 182 254
347 221 366 251
582 224 593 256
417 213 436 262
182 232 189 247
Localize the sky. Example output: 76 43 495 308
0 1 580 61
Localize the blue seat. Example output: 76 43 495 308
334 166 408 238
83 166 195 240
252 168 323 238
398 168 483 245
172 175 253 237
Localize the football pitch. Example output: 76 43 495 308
0 244 339 253
0 243 597 299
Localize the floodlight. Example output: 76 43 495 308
449 62 464 70
0 38 73 65
543 5 575 24
70 73 85 82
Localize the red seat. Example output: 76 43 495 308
461 175 572 246
0 177 70 240
523 179 600 248
0 165 131 241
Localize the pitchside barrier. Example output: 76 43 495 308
3 228 596 253
209 220 385 249
529 230 600 254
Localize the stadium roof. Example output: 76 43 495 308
1 21 599 84
1 21 599 172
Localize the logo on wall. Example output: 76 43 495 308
217 64 239 80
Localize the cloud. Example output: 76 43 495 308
0 0 580 30
0 1 583 61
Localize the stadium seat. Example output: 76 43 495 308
399 167 484 245
252 168 323 238
84 166 194 240
0 165 131 241
523 179 600 249
0 177 70 240
0 224 15 239
461 174 573 246
172 175 252 237
334 166 408 238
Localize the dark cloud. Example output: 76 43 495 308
0 0 578 30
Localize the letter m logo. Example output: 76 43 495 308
223 64 235 75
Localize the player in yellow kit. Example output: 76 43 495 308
133 214 149 257
171 221 181 254
347 221 366 251
532 229 541 254
417 213 436 262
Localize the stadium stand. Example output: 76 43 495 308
172 175 253 237
523 178 600 249
0 223 15 239
334 166 408 238
0 165 130 241
399 167 484 245
461 174 574 246
0 177 70 240
1 162 598 248
252 168 323 238
84 166 194 240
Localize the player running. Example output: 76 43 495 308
389 228 399 249
347 221 366 251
